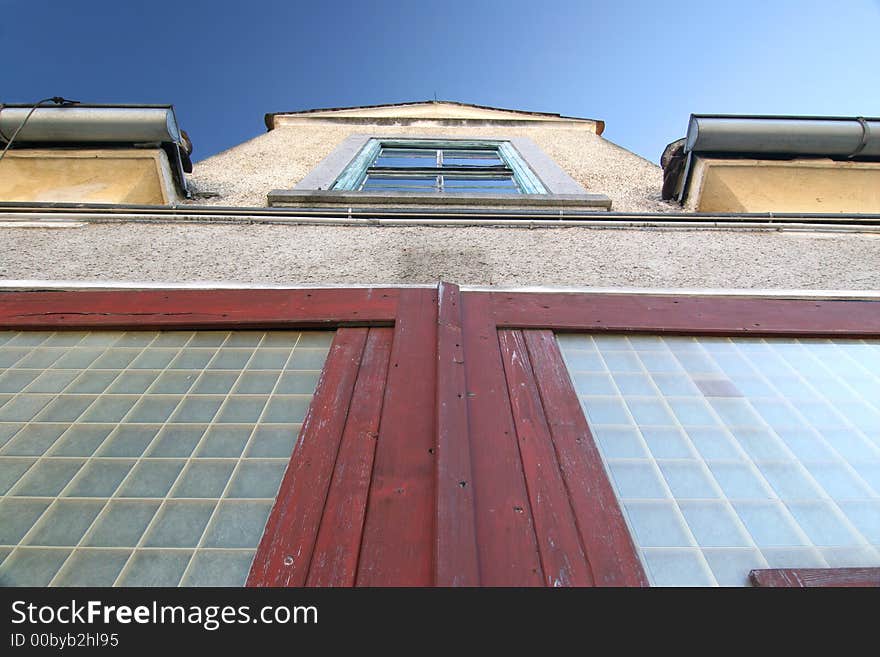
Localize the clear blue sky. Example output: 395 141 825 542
4 0 879 164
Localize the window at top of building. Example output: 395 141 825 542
330 139 548 195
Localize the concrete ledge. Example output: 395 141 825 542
267 189 612 210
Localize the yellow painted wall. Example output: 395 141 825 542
0 149 176 205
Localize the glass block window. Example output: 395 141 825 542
0 329 333 587
331 139 547 194
557 334 880 587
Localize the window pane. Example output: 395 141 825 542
0 329 334 587
362 175 437 192
443 176 520 193
441 149 504 167
373 148 437 168
557 334 880 587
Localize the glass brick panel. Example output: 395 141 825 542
0 329 333 587
558 334 880 586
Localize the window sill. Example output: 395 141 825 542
267 189 612 210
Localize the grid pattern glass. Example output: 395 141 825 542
557 334 880 587
0 329 333 587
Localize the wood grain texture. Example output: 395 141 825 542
523 330 649 587
750 568 880 587
306 328 393 587
0 288 399 328
356 288 438 586
246 327 367 587
486 293 880 336
498 329 593 586
460 293 544 586
434 282 480 586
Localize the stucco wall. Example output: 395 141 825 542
2 223 877 290
188 123 673 213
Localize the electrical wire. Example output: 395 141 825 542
0 96 80 163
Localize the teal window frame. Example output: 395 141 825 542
330 139 548 194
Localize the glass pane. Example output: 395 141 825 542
443 176 520 194
0 329 334 587
441 149 504 167
557 334 880 587
373 148 437 168
362 175 437 192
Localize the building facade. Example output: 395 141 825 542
0 101 878 587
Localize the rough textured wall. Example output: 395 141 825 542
188 123 674 213
3 223 878 290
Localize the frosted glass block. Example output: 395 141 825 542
750 399 806 430
775 428 839 461
641 427 695 459
757 462 822 500
608 461 668 499
820 429 880 461
275 372 320 395
151 332 195 347
116 332 159 347
48 425 114 457
190 371 239 394
852 462 880 495
106 371 161 394
225 332 265 347
146 425 207 457
262 396 311 424
728 427 791 461
233 372 280 394
130 349 177 369
678 501 751 547
245 426 299 458
2 424 67 456
836 501 880 543
708 463 774 499
65 371 118 393
117 550 192 587
288 349 331 371
171 461 236 498
33 395 97 422
126 397 181 423
593 336 632 349
23 370 80 393
563 350 604 372
227 461 287 498
84 501 161 547
786 501 860 546
80 396 139 423
667 398 719 427
64 460 135 497
733 502 807 547
0 395 54 422
611 373 656 396
0 458 36 495
208 349 254 370
0 348 31 368
16 349 65 368
658 462 719 499
600 351 642 373
170 397 223 423
0 370 43 393
91 350 140 369
248 350 291 370
674 352 722 375
216 397 268 423
637 352 683 373
148 371 198 395
708 399 764 427
143 501 215 547
202 501 273 548
571 372 617 395
581 397 631 425
771 377 820 401
592 426 648 459
0 548 71 586
181 550 255 587
78 331 125 346
52 349 103 369
0 423 22 449
25 500 104 546
702 549 767 586
195 426 252 458
803 463 873 500
118 460 185 498
686 428 743 460
796 402 847 430
728 376 775 397
296 332 333 348
651 373 700 396
624 502 692 547
8 332 54 346
0 499 52 543
188 332 228 347
169 350 216 369
761 547 827 569
819 546 880 568
12 459 85 497
97 426 161 457
53 549 131 587
641 549 714 586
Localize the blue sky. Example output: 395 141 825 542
4 0 879 164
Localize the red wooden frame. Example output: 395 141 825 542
750 568 880 587
2 285 879 587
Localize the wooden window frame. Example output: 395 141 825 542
2 285 879 587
